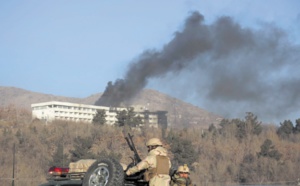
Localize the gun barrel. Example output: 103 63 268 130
125 133 142 164
125 137 134 151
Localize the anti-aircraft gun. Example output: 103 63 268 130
125 133 142 164
124 133 148 185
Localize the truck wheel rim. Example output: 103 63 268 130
88 165 110 186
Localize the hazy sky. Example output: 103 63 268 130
1 1 300 124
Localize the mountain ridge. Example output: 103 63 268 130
0 86 222 128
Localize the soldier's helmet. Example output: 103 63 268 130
177 164 190 173
146 138 163 147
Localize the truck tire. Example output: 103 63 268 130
82 157 124 186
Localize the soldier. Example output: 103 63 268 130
170 164 193 186
126 138 171 186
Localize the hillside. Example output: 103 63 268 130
0 86 222 128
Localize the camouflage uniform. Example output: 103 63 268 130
170 174 193 186
126 146 171 186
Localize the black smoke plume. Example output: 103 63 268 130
95 11 300 122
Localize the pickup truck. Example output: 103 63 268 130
38 134 150 186
39 157 148 186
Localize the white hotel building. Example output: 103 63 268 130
31 101 168 127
